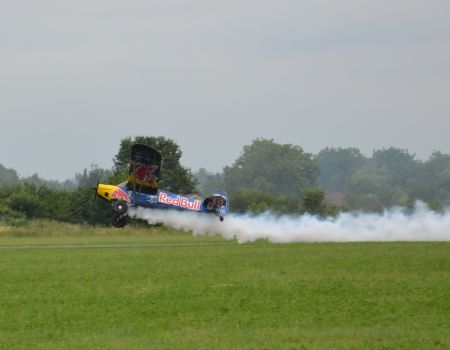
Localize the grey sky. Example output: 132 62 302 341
1 0 449 180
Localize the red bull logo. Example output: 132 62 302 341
158 192 201 211
133 163 159 187
112 188 130 202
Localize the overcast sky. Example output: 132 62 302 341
1 0 449 180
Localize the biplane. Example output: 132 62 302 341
93 144 229 227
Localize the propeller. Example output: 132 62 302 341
92 178 100 202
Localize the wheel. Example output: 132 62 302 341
112 213 127 228
113 200 128 215
219 215 224 222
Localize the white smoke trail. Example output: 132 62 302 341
128 202 450 243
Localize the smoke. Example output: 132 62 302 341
128 202 450 243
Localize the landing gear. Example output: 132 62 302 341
112 213 127 228
112 200 128 227
113 200 128 215
219 215 224 222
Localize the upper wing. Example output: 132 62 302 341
127 144 162 195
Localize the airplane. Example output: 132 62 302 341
93 144 229 228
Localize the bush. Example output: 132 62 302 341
7 192 43 219
0 204 27 226
231 189 303 215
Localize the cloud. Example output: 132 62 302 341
0 0 449 179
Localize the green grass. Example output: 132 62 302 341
0 222 449 349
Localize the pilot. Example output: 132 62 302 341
206 196 225 210
213 196 224 208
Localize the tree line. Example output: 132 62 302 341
1 136 449 226
195 140 450 214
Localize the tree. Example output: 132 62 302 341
0 164 20 186
345 164 391 211
315 147 366 192
7 185 43 219
341 148 426 211
19 174 77 190
303 187 326 215
224 139 318 197
407 151 450 206
113 136 197 194
68 186 112 225
75 165 113 188
372 147 419 186
230 189 303 215
193 168 224 196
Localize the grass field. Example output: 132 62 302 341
0 222 449 349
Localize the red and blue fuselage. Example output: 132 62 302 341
97 182 229 217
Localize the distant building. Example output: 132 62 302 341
325 192 346 207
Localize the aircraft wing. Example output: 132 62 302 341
127 144 161 195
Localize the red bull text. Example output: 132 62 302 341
158 192 201 211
